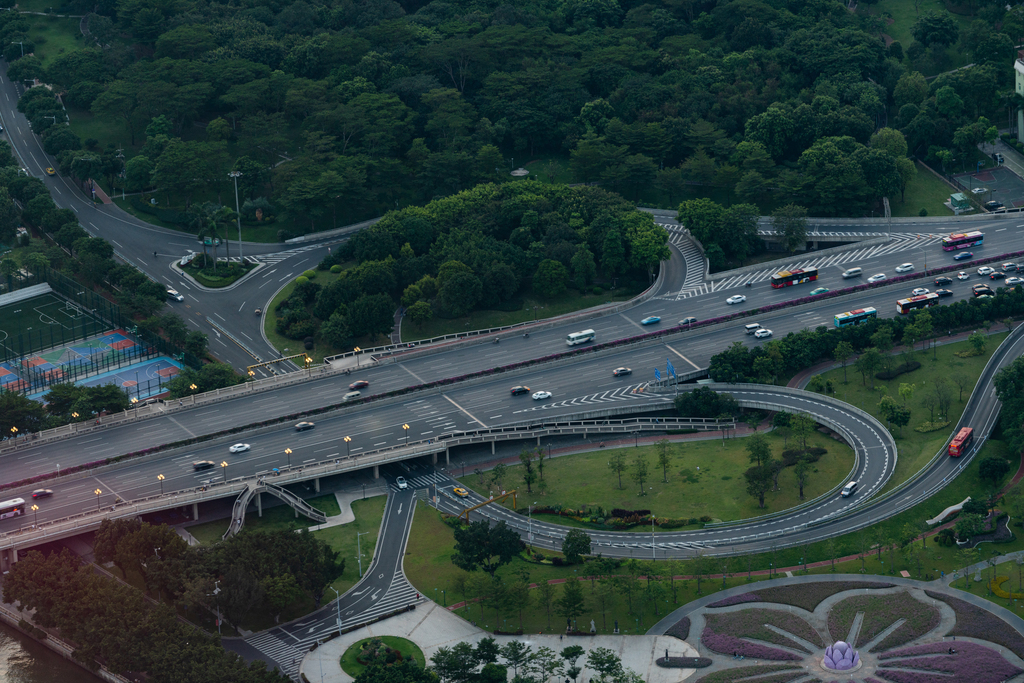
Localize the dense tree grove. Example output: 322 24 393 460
4 0 1005 236
279 182 668 342
3 546 292 683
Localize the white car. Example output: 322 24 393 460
867 273 887 283
1006 277 1024 285
978 266 995 276
228 443 250 453
726 294 747 305
895 263 914 273
911 288 929 296
532 390 552 400
957 271 970 280
753 328 773 339
971 187 988 194
396 476 408 490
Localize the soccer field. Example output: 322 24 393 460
0 293 107 361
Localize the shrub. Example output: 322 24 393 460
295 275 309 285
330 264 342 273
592 286 603 295
699 515 713 523
688 517 700 525
779 447 827 467
303 269 316 279
919 208 928 217
875 361 921 380
611 508 651 518
551 557 564 566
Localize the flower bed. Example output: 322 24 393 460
962 514 1015 548
827 592 939 652
874 641 1022 683
750 582 894 612
924 590 1024 659
656 656 711 668
990 575 1024 599
665 616 690 641
707 593 760 608
705 609 823 651
700 626 803 660
694 667 804 683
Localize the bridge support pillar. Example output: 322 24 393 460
257 492 262 517
314 478 320 493
537 435 541 446
373 465 379 479
431 452 437 465
445 447 450 464
0 547 16 573
192 502 199 521
491 441 495 454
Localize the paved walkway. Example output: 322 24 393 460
307 489 386 531
302 601 697 683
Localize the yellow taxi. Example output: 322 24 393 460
452 487 469 497
45 167 55 176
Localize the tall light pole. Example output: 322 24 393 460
343 436 351 458
403 424 410 442
71 411 78 432
357 531 369 577
229 170 243 262
212 580 222 635
157 474 165 495
285 447 292 468
529 502 537 547
30 504 38 526
305 356 313 377
221 461 228 481
94 488 102 511
354 347 361 368
131 396 138 417
330 586 342 632
190 383 198 405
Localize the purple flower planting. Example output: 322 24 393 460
700 627 802 661
823 641 859 670
875 642 1022 683
708 593 760 608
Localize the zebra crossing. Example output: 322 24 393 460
245 629 309 681
390 470 446 492
512 386 671 414
254 242 328 266
347 573 420 627
651 232 944 300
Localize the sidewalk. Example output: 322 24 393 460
302 601 696 683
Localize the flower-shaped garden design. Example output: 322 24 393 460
667 580 1024 683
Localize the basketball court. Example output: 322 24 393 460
75 358 181 400
953 166 1024 208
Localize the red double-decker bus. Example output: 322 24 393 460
948 427 973 457
770 267 818 289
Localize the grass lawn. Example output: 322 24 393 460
812 332 1006 492
858 0 974 74
405 431 1021 633
459 429 853 525
402 283 646 342
890 162 956 218
340 636 425 677
323 496 387 597
24 15 82 68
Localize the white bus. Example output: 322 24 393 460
0 498 25 520
566 329 596 346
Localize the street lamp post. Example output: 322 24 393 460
71 411 79 432
330 586 342 632
10 426 17 443
190 383 198 405
221 461 228 481
285 448 292 468
229 171 243 262
344 436 351 458
248 369 255 387
212 580 222 635
529 502 537 547
94 488 102 511
354 347 361 368
157 474 165 495
403 424 410 442
131 396 138 417
357 531 369 577
30 504 38 526
305 356 313 376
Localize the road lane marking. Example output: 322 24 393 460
399 364 426 383
442 394 488 428
665 344 700 369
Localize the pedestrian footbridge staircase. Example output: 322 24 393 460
224 480 327 539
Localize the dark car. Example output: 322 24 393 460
294 421 315 431
934 276 952 286
31 489 53 499
348 380 369 390
679 317 697 325
613 367 632 377
985 200 1004 210
953 251 974 261
934 289 954 298
973 286 995 297
510 386 531 395
192 460 216 471
990 271 1007 280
